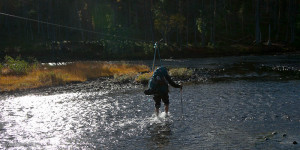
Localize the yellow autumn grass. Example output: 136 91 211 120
169 68 193 79
0 61 149 91
135 72 153 84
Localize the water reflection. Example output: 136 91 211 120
1 92 109 149
1 55 300 149
147 113 172 149
149 122 171 148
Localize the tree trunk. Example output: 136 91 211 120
255 0 261 44
186 0 189 46
272 0 277 31
47 19 50 39
224 0 228 34
143 0 147 40
267 24 271 45
4 1 10 39
128 0 131 27
194 17 197 46
177 28 179 43
210 0 215 45
275 0 281 41
290 0 295 43
201 0 205 47
148 0 154 42
241 2 244 35
30 23 33 40
37 1 40 35
285 0 290 42
41 20 45 40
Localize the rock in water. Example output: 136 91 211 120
293 141 297 144
264 137 269 141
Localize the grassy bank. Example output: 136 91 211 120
0 58 149 91
0 56 197 92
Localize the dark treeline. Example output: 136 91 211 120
0 0 299 61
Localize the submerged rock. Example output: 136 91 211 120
293 141 298 144
264 137 269 141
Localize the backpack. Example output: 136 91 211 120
144 67 168 95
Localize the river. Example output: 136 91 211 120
1 54 300 149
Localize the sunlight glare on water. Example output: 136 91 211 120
0 89 177 149
1 91 109 149
1 55 300 149
1 80 300 149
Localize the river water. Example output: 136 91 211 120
1 54 300 149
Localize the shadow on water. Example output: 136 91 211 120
147 114 173 149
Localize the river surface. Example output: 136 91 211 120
1 54 300 149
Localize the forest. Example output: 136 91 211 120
0 0 299 61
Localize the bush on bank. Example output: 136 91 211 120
4 56 30 75
135 72 153 85
169 68 193 79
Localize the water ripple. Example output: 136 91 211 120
1 55 300 149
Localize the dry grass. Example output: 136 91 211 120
57 62 149 79
135 72 153 84
169 68 193 79
0 61 149 91
113 73 137 83
0 71 44 91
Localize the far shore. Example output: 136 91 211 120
0 61 150 92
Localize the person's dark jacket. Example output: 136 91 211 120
144 67 180 95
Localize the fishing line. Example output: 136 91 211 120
0 12 147 42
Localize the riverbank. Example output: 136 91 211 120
0 61 149 92
177 43 299 59
1 53 300 93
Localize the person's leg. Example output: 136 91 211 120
155 108 159 116
162 94 169 115
164 104 169 115
153 95 161 116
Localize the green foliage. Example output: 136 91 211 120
153 9 169 35
26 56 40 70
169 13 185 30
238 3 245 18
196 18 203 33
297 14 300 30
106 14 113 29
31 60 40 71
142 42 153 56
4 56 29 75
196 10 207 34
0 0 298 60
169 68 193 79
207 42 215 48
38 72 65 86
0 63 3 75
153 2 186 42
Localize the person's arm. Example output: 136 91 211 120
165 74 181 88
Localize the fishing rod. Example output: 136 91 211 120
152 39 163 72
180 87 183 117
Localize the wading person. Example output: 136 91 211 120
144 66 182 117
